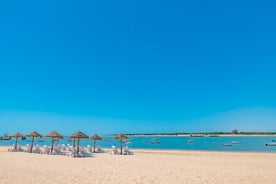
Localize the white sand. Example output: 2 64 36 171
0 146 276 184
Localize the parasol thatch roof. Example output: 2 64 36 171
114 133 128 139
69 131 89 139
91 134 102 140
26 131 42 137
44 131 64 139
10 132 24 138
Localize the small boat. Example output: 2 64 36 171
38 139 44 142
103 138 112 142
222 143 233 146
3 135 11 140
265 142 276 146
150 140 160 144
21 136 26 140
209 135 219 137
124 139 132 142
150 136 160 144
272 140 276 142
185 139 195 143
124 140 132 145
231 141 239 144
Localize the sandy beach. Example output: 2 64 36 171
1 147 276 184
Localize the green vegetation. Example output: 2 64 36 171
125 131 276 136
232 129 238 134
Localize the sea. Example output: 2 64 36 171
1 135 276 152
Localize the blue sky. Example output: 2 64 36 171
0 0 276 135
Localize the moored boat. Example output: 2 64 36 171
2 134 11 140
150 140 160 144
150 136 160 144
185 139 195 143
222 143 233 146
265 142 276 146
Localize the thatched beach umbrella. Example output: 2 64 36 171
44 131 64 153
10 132 24 151
91 134 102 153
26 131 42 153
69 131 89 154
114 133 128 155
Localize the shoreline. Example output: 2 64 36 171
127 134 276 137
1 146 275 155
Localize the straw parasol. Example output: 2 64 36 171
26 131 42 153
91 134 102 153
44 131 64 153
114 133 128 155
69 131 89 155
10 132 24 151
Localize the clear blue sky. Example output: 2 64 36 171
0 0 276 135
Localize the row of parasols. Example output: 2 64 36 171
9 131 129 155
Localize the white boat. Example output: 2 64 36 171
231 141 239 144
103 138 112 142
222 143 233 146
124 141 132 145
265 142 276 146
150 137 160 144
185 139 195 143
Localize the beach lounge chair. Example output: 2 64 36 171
86 145 93 152
52 145 63 155
65 146 76 157
8 144 25 152
41 145 50 154
24 144 31 153
61 144 67 151
123 146 134 155
111 145 119 154
8 144 16 152
17 144 24 152
56 144 68 155
95 147 105 153
78 146 94 157
32 145 42 154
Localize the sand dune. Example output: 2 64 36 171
0 147 276 184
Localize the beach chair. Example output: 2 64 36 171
86 145 93 152
65 146 75 157
123 146 134 155
41 145 50 154
95 147 105 153
17 144 24 152
111 145 119 154
53 145 63 155
33 145 42 154
8 144 16 152
79 146 94 157
58 144 67 155
24 144 31 153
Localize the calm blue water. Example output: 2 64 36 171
1 136 276 152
